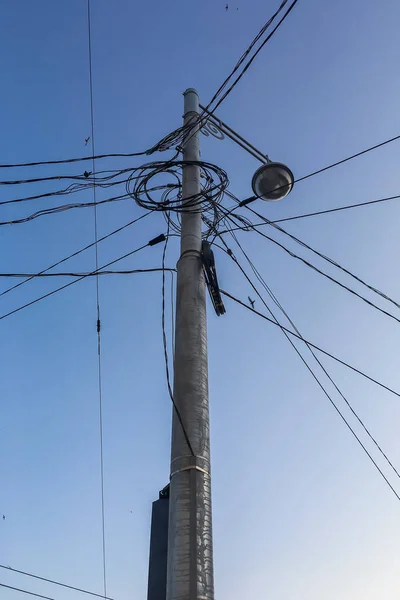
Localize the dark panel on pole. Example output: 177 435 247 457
147 485 169 600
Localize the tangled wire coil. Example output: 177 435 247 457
127 160 229 235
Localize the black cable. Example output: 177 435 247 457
244 204 400 310
87 1 107 594
0 152 148 169
217 207 400 325
295 135 400 185
0 268 175 278
0 212 150 299
222 227 400 486
175 0 299 153
0 583 55 600
231 214 400 325
220 289 400 399
161 224 195 456
213 131 400 235
0 236 166 322
1 192 131 227
207 0 299 114
254 193 400 225
0 565 115 600
0 166 134 186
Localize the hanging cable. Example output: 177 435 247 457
0 565 116 600
0 583 55 600
205 0 299 114
244 204 400 310
221 226 400 487
219 289 400 399
0 268 175 278
0 238 167 322
87 2 106 594
161 224 195 456
218 208 400 324
0 212 150 299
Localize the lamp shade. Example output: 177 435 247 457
251 162 294 201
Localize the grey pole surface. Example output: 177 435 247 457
167 89 214 600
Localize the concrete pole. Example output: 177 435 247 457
167 89 214 600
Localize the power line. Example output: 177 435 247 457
221 227 400 492
218 133 400 218
0 212 150 298
0 583 55 600
0 234 166 322
220 289 400 399
206 0 299 114
0 152 148 170
224 189 400 310
0 565 115 600
1 193 131 227
86 1 107 596
220 210 400 325
253 193 400 225
167 1 299 154
0 268 175 278
245 204 400 310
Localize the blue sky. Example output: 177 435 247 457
1 1 400 599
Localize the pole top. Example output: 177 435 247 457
183 88 199 97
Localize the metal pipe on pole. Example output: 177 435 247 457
167 89 215 600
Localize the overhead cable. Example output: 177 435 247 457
220 289 400 399
0 565 115 600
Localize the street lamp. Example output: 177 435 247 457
251 161 294 201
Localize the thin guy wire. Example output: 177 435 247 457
87 1 107 594
0 565 115 600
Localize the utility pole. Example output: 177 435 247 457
167 89 214 600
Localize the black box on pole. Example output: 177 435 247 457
147 484 169 600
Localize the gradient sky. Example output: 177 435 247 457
1 1 400 599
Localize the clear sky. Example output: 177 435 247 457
1 1 400 599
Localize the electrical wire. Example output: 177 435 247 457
215 203 400 325
221 227 400 489
87 1 107 595
0 236 165 322
205 0 299 114
220 289 400 399
0 268 175 278
1 192 131 227
227 213 400 324
0 212 150 298
174 0 299 153
248 193 400 225
161 223 195 456
170 269 175 358
211 131 400 236
0 583 55 600
244 204 400 310
0 565 115 600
